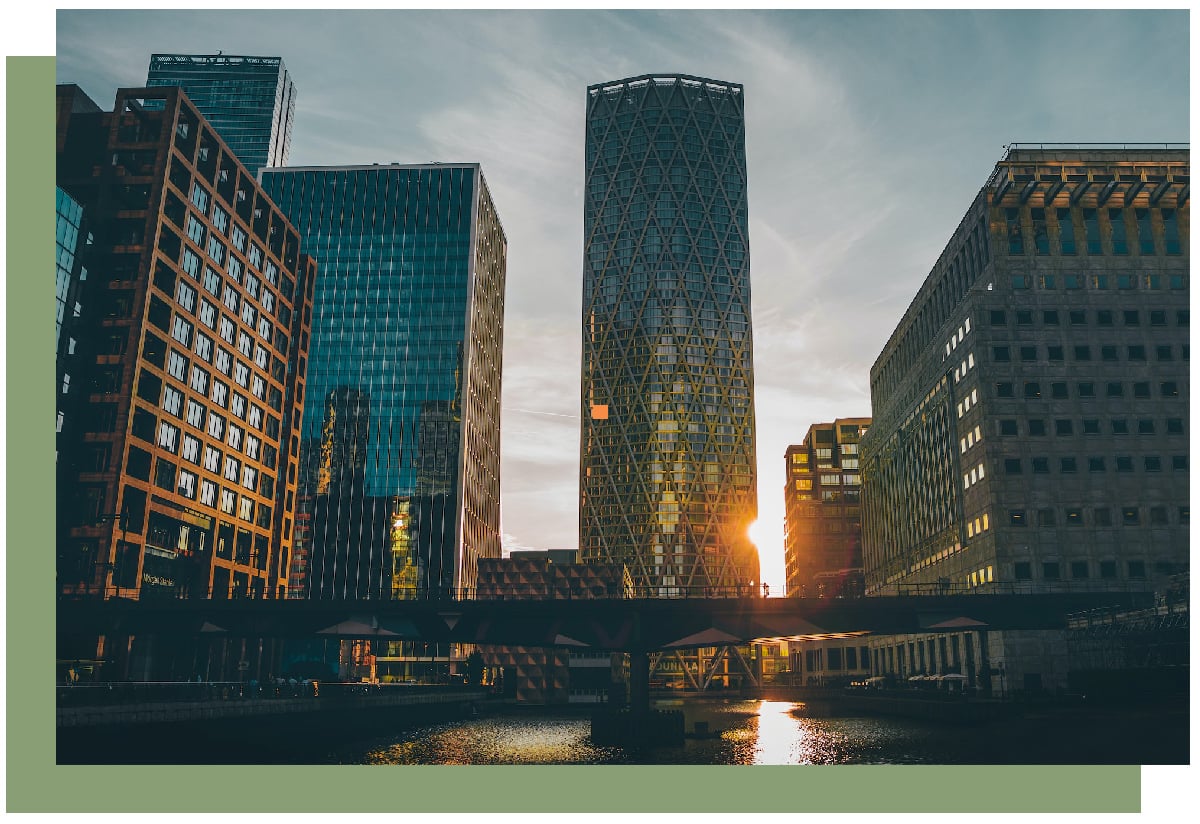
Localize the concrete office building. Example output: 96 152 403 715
580 74 759 597
56 84 315 676
860 145 1189 692
146 53 296 176
783 418 871 598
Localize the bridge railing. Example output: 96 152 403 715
58 578 1159 603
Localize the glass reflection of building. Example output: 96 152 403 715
580 75 759 595
261 164 507 607
146 54 296 176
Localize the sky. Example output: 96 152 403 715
53 8 1189 592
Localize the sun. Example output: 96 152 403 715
746 519 767 549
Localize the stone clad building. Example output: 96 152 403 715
860 145 1189 692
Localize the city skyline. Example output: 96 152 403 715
54 8 1189 591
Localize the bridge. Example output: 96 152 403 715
58 588 1154 649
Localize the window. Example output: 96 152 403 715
251 375 265 400
1092 274 1108 290
1004 459 1022 474
167 350 188 381
1101 345 1118 362
244 435 260 460
223 456 240 482
207 412 225 441
1108 209 1128 255
240 301 257 328
177 470 197 500
227 425 243 451
1016 310 1033 325
211 204 228 235
1115 456 1133 472
1020 346 1037 362
1082 419 1100 435
203 266 221 297
154 458 176 492
1123 310 1140 326
238 496 254 522
1095 508 1112 527
186 214 206 246
220 488 236 515
992 346 1010 362
1057 209 1076 255
1135 208 1155 255
241 465 257 490
1024 383 1041 399
1028 420 1046 436
1178 310 1190 326
1156 345 1173 361
1132 382 1150 399
237 331 253 358
1070 561 1088 578
988 309 1006 326
1006 208 1024 254
1112 419 1129 435
1088 457 1105 472
1078 383 1095 398
1014 561 1032 580
189 181 209 212
198 300 216 329
1032 457 1049 474
1161 381 1179 397
222 285 239 312
204 445 221 473
999 420 1018 436
1172 455 1187 471
231 394 246 419
216 348 232 376
1047 346 1063 362
1144 456 1163 472
1050 382 1068 399
171 316 192 347
185 399 205 429
1128 345 1146 361
1137 419 1155 434
211 380 228 407
1060 457 1077 473
1073 345 1091 361
230 224 247 253
248 405 263 430
246 272 261 298
175 280 196 312
995 382 1014 398
1107 383 1124 398
1128 561 1146 579
1066 509 1083 527
257 317 273 341
189 365 209 394
161 386 182 416
1100 560 1117 579
157 421 179 453
207 235 226 266
226 255 242 284
254 344 270 371
1150 506 1168 526
1042 562 1060 580
218 316 235 345
1166 418 1184 434
234 362 250 388
181 435 200 464
200 480 217 507
1117 274 1135 290
1011 275 1028 290
1069 310 1086 326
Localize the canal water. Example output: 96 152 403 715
299 698 1186 765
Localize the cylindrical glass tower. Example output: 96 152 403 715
580 74 759 596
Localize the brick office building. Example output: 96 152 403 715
56 85 315 677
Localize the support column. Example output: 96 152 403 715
976 629 992 698
629 650 650 714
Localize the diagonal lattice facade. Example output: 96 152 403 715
580 75 759 596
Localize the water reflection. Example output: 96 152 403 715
344 700 957 766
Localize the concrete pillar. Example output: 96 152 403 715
629 651 650 714
976 629 992 697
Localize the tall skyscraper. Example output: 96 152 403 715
146 54 296 176
860 145 1189 692
580 74 759 596
260 164 507 601
783 418 870 597
55 84 315 654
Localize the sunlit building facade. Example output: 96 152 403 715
260 164 507 601
783 418 870 597
580 74 759 596
860 145 1189 692
55 85 315 685
146 53 296 176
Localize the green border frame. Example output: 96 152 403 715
10 54 1140 813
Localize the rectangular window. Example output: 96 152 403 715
189 365 209 394
222 285 239 313
220 488 236 515
1014 562 1032 580
1088 457 1105 472
203 266 221 297
203 445 221 473
1083 208 1101 254
230 224 247 253
211 380 228 407
241 465 257 490
1042 562 1061 580
1161 208 1181 255
200 479 217 507
186 214 206 247
215 348 232 375
1031 208 1049 255
167 350 188 381
157 420 179 453
175 280 196 313
231 394 246 419
211 204 228 235
198 300 216 329
182 248 200 279
177 469 197 500
207 412 225 441
1095 508 1112 527
171 315 192 347
223 456 240 482
1135 208 1155 255
207 235 226 266
181 434 200 464
1005 208 1024 254
1056 208 1076 255
161 386 182 416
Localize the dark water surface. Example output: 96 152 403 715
304 699 1187 765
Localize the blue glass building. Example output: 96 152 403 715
56 185 88 452
261 164 507 601
147 54 296 176
580 75 760 595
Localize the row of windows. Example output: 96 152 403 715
990 378 1183 398
997 417 1185 436
1008 506 1188 528
1002 455 1186 474
991 343 1188 365
1009 272 1187 290
1005 206 1182 257
988 307 1187 327
1014 559 1171 581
